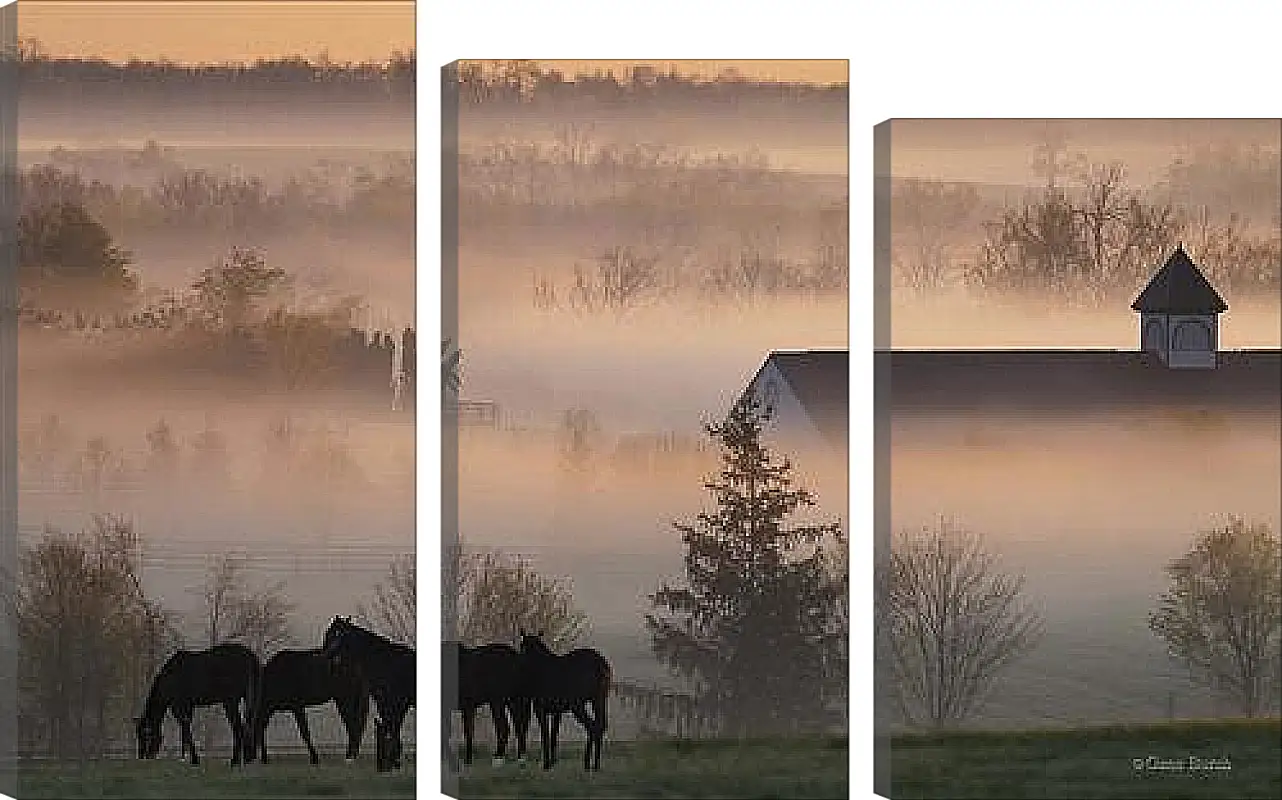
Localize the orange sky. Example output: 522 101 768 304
18 3 846 84
19 1 417 64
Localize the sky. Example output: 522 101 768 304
18 3 846 84
19 0 417 64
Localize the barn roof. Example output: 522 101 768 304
757 349 848 449
1132 246 1228 314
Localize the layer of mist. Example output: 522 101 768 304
891 412 1281 726
456 90 850 695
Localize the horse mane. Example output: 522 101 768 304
334 619 412 656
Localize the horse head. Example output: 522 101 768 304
323 616 354 656
517 630 553 659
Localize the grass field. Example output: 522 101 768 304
16 722 1278 799
892 719 1282 799
18 754 416 799
452 738 849 799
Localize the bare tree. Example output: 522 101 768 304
568 246 661 314
968 155 1179 301
194 553 295 657
878 518 1044 729
557 408 603 475
6 516 181 759
1149 517 1282 718
891 179 980 290
71 435 128 494
456 549 588 650
359 553 416 645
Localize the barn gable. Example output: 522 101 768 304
742 349 848 452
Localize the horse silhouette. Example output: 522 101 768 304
253 648 370 765
518 631 611 771
322 616 415 771
444 641 532 767
135 642 260 766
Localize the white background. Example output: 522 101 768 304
0 0 1277 798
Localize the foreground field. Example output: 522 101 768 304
453 738 849 799
19 753 415 799
892 719 1282 800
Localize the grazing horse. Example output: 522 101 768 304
322 617 415 771
518 631 611 771
135 643 260 767
253 648 370 765
443 641 531 767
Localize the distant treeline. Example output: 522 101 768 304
10 40 414 96
453 60 848 108
461 136 846 252
19 154 414 235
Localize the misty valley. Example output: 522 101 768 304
12 69 417 763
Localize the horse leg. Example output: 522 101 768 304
177 711 198 766
223 700 244 766
548 710 563 769
510 698 531 765
390 705 408 769
291 708 319 765
570 703 594 771
536 708 553 770
442 706 458 772
461 704 476 766
257 708 272 764
347 692 369 761
589 696 605 771
490 701 510 766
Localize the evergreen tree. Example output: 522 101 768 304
646 392 847 736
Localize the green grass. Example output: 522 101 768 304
892 719 1282 799
453 738 850 799
18 753 415 799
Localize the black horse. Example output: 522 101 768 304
253 648 370 765
518 631 611 771
443 641 532 767
135 642 261 767
322 616 415 771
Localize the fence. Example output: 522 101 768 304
455 400 500 428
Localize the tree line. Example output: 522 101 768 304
454 60 847 106
18 191 406 392
18 413 377 495
8 38 415 88
530 242 848 316
459 134 843 243
20 156 414 237
892 143 1281 299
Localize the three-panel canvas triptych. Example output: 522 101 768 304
1 3 1280 799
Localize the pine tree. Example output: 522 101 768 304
646 391 847 736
